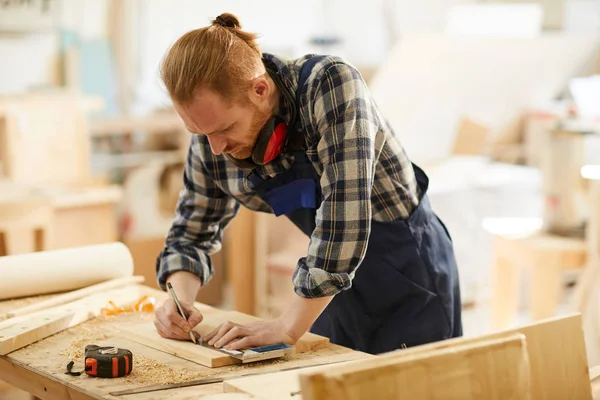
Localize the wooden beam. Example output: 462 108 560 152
0 286 144 355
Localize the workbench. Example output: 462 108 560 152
0 285 371 400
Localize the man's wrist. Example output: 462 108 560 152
276 310 305 343
165 271 202 304
277 293 335 342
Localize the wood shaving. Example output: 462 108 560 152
123 354 210 385
59 315 120 361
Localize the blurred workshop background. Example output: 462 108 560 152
0 1 599 394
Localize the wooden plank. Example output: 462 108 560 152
122 309 329 368
299 334 530 400
373 313 591 400
0 285 145 355
224 363 343 400
226 334 530 400
6 276 145 318
123 322 237 368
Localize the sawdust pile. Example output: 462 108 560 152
59 316 115 361
124 354 210 385
58 315 211 386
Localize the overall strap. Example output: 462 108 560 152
285 55 328 152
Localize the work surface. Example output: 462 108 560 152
0 285 371 399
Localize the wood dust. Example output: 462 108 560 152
123 354 211 385
56 314 212 386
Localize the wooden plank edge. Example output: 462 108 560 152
0 311 75 355
0 355 98 400
121 325 238 368
6 275 145 318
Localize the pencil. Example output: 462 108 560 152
167 282 197 344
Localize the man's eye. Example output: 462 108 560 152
224 124 234 132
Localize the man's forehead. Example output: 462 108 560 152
178 92 231 133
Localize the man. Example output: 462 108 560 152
154 12 462 355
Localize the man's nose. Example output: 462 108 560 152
206 135 227 155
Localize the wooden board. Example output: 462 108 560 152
301 334 530 400
378 313 591 400
122 309 329 368
0 285 145 355
226 334 530 400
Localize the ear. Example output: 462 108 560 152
248 76 270 106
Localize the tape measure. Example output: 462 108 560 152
66 345 133 378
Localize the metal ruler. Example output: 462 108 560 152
108 360 347 396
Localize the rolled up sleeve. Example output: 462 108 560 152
292 62 378 298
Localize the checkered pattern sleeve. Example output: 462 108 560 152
156 136 240 290
292 62 378 298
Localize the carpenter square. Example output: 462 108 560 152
196 336 294 363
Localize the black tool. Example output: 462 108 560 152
65 345 133 378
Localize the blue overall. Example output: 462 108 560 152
247 57 463 354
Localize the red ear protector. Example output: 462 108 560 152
225 63 297 170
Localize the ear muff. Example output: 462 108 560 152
225 117 287 170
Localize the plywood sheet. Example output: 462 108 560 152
123 309 329 368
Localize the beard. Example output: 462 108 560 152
231 104 271 160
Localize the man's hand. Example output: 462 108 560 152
203 318 295 351
203 294 334 350
154 297 204 340
154 271 203 341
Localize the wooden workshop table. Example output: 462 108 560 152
0 285 371 400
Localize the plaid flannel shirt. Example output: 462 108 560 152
156 53 420 298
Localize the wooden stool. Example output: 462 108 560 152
489 228 587 330
0 197 54 255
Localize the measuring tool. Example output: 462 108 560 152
65 345 132 378
196 339 294 363
108 360 348 396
